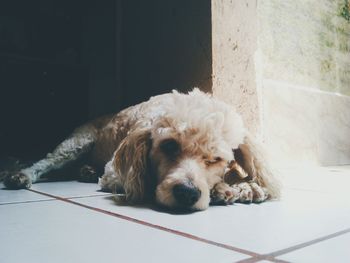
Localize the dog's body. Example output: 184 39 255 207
4 89 280 210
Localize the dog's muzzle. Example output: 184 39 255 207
172 183 201 207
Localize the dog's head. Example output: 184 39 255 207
113 90 245 210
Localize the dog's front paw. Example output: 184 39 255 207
236 182 253 203
234 182 269 203
250 182 269 203
78 165 100 183
3 172 32 189
210 182 240 205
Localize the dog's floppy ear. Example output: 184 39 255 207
232 133 281 199
113 128 153 203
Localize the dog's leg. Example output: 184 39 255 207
4 125 96 189
235 134 281 200
98 158 123 193
210 135 280 206
78 164 102 183
210 180 270 205
232 182 269 203
210 182 241 205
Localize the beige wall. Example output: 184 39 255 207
211 0 261 136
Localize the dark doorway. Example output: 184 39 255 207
0 0 212 161
121 0 212 108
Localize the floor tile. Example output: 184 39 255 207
280 165 350 195
277 232 350 263
3 166 349 259
30 181 111 198
73 188 350 255
0 200 249 263
0 183 53 204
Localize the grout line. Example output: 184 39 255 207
234 258 259 263
0 193 113 206
271 259 292 263
28 188 261 258
235 256 291 263
0 198 56 206
265 228 350 258
65 193 114 199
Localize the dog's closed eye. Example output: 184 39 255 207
204 157 223 166
160 139 181 157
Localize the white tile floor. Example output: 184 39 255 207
1 166 350 263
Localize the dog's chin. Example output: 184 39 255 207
156 201 210 214
193 199 210 211
155 192 210 212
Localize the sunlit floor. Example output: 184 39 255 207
1 166 350 263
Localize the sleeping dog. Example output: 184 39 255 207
4 89 280 210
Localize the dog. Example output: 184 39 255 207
4 89 280 210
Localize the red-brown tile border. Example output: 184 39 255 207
235 256 290 263
0 193 112 205
0 198 56 206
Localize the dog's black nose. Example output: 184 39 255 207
173 184 201 207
